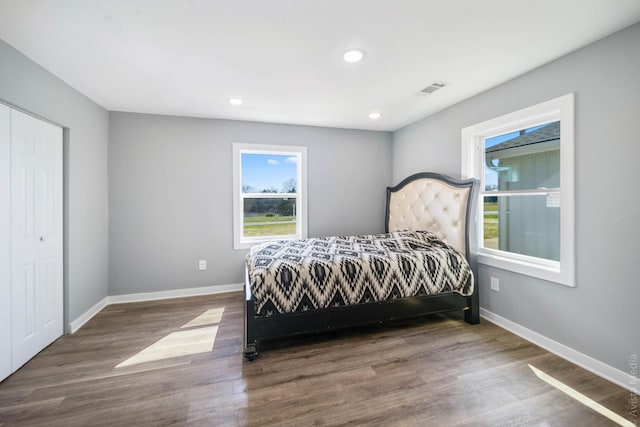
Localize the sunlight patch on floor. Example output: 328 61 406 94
116 326 219 368
181 307 225 328
115 307 226 368
528 364 633 427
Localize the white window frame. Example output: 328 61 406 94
461 94 575 286
232 143 308 250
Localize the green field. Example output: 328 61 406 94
483 201 499 246
244 222 296 237
243 211 297 237
484 220 498 238
484 201 497 212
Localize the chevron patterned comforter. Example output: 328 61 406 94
246 230 473 317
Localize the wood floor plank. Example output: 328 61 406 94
0 292 635 426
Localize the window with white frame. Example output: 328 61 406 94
461 94 575 286
232 143 307 250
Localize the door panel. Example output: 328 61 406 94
23 168 35 239
23 262 37 338
10 109 63 371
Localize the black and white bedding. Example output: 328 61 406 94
246 230 473 317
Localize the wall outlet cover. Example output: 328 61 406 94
490 277 500 292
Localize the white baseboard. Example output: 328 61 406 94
68 283 243 334
68 296 109 334
480 308 636 393
108 283 244 304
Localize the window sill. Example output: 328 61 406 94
234 235 301 251
478 251 574 287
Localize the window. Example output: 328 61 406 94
232 143 307 249
461 94 575 286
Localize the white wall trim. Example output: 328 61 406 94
108 283 244 304
461 94 575 287
68 296 110 334
68 283 244 334
232 142 308 250
480 308 636 392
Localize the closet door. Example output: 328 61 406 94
10 109 63 371
0 104 11 381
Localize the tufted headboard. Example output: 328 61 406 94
385 172 478 257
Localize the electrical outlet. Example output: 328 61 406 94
198 260 207 271
490 277 500 292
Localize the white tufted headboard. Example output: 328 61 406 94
385 173 478 257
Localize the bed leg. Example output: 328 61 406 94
465 280 480 324
244 295 260 361
243 342 260 361
465 305 480 324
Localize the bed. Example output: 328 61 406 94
243 172 479 360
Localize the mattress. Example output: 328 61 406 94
246 230 473 317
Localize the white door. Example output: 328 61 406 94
0 104 11 381
10 109 63 371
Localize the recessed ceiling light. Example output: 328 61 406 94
343 49 365 63
369 112 382 120
228 98 243 105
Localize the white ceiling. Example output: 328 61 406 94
1 1 639 132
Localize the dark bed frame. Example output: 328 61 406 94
243 172 479 361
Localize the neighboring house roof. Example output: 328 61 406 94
486 121 560 153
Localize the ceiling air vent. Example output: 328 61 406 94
420 81 447 94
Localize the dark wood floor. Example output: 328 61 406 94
0 292 634 426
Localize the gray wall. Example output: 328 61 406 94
0 39 110 324
393 23 640 372
108 112 392 295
